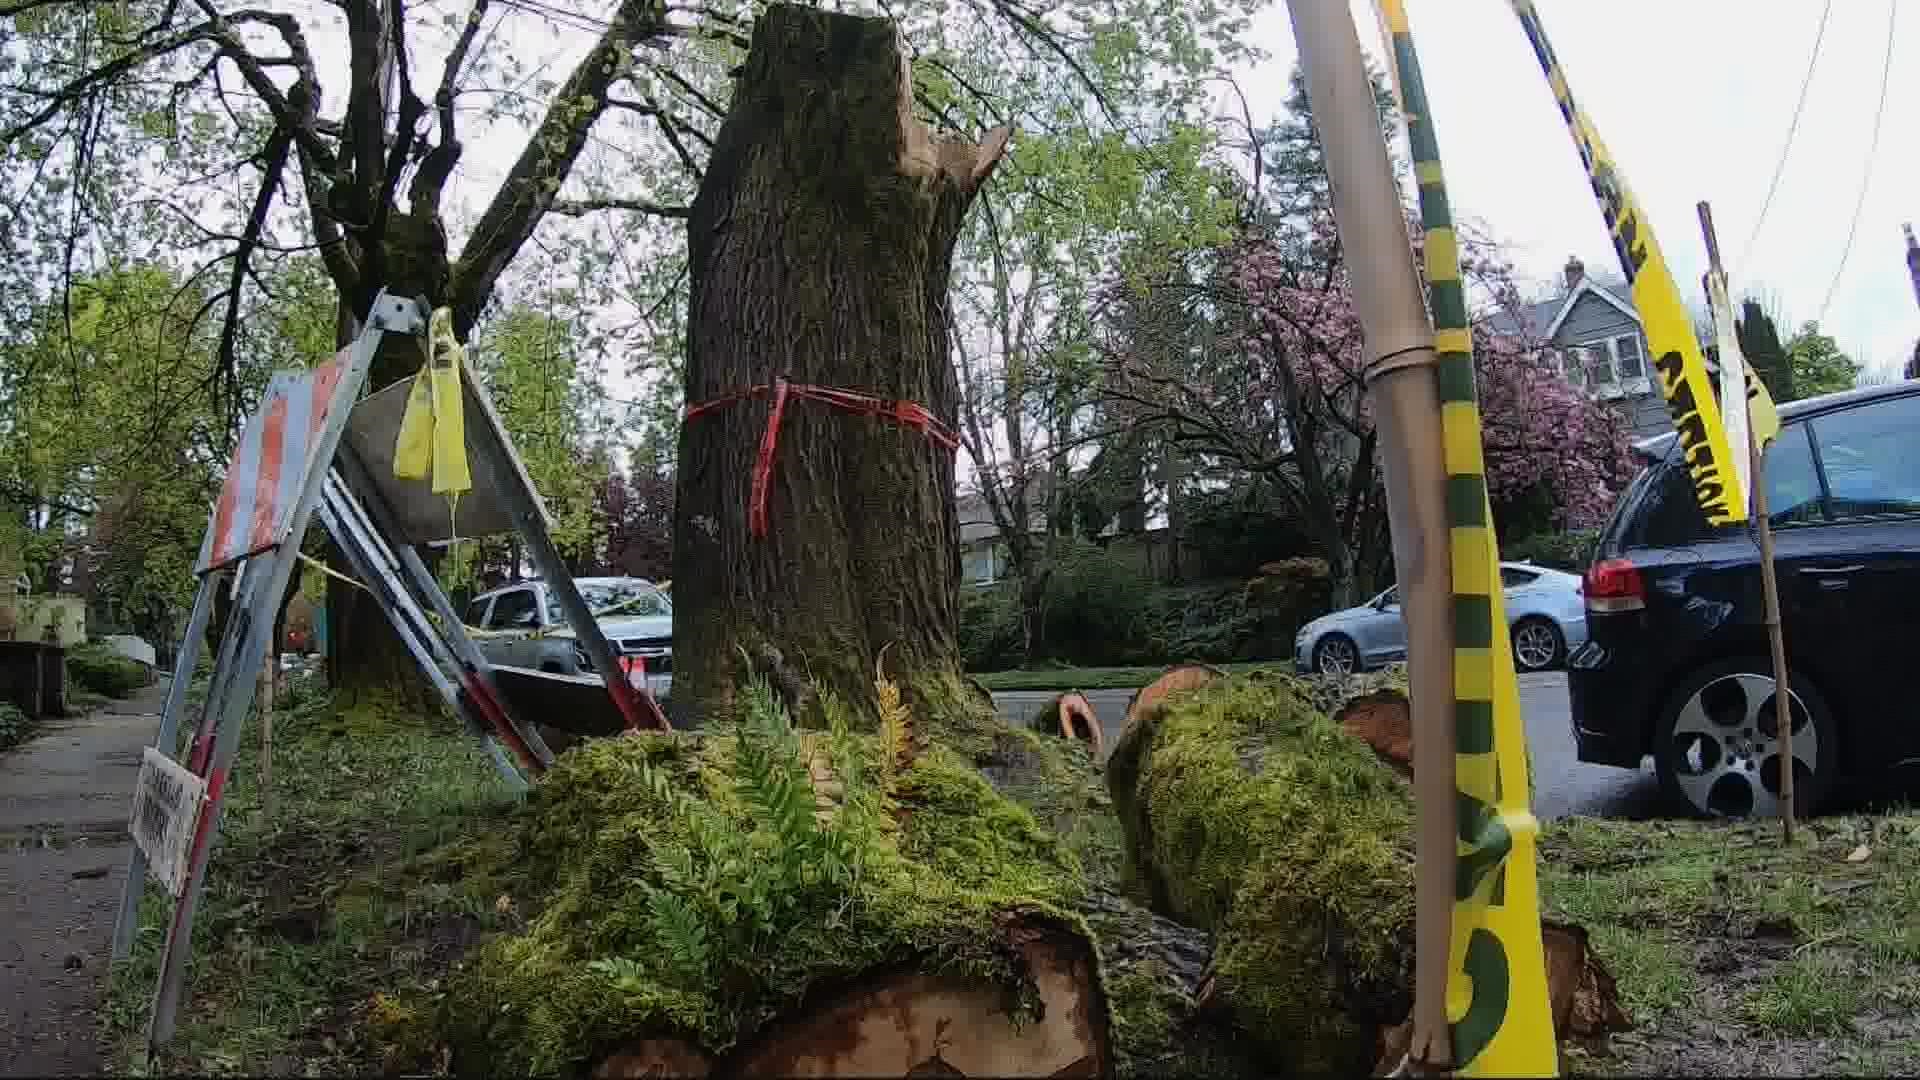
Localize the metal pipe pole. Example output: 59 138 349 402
111 538 221 962
1284 0 1456 1066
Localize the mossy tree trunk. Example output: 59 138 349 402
322 214 453 715
672 3 1010 729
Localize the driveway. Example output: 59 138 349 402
992 672 1662 821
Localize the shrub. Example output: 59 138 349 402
0 702 33 750
1037 542 1164 666
958 586 1026 673
68 645 149 699
1504 529 1599 572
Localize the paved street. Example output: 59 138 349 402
993 671 1663 821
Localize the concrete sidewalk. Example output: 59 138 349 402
1 677 168 1077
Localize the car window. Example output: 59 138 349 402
1633 420 1822 547
485 588 539 629
1762 426 1824 527
1808 394 1920 520
1500 567 1539 589
464 599 491 626
1635 459 1721 547
556 581 670 622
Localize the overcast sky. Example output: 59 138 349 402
1241 0 1916 377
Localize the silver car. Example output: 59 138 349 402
1293 562 1588 675
465 576 674 698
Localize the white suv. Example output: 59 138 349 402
465 576 673 698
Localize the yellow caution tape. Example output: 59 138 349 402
297 552 372 594
1373 2 1558 1074
393 307 472 540
1509 0 1778 524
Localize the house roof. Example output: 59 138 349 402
1485 276 1639 342
1542 278 1641 340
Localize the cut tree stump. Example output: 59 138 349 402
670 0 1011 732
1106 670 1629 1073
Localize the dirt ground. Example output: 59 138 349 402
0 678 166 1077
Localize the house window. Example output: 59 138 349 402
1582 344 1616 385
1561 346 1590 387
1612 334 1645 379
1568 334 1647 388
962 545 998 585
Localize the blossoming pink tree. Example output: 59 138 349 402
1102 220 1635 605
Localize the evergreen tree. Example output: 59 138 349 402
1735 299 1797 403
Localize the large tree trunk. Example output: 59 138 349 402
672 3 1010 728
323 212 453 714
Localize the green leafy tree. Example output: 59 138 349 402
4 0 1257 700
478 304 612 566
1786 321 1860 399
0 266 273 643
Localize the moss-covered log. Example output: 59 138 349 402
670 1 1010 733
1105 669 1627 1073
405 674 1113 1079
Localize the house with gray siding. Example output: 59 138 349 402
1495 256 1676 442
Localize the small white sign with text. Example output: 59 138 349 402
129 748 207 898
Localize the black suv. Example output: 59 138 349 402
1569 380 1920 818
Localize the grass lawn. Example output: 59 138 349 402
972 659 1291 691
108 672 1920 1077
103 679 525 1076
1542 812 1920 1076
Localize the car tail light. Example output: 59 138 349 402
1583 558 1645 613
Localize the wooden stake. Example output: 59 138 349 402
258 653 274 818
1697 201 1794 842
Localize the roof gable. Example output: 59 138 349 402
1543 278 1641 341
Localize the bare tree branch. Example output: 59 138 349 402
549 197 690 218
211 125 292 416
445 0 673 335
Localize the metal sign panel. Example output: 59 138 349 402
129 747 207 898
339 374 518 543
198 356 348 574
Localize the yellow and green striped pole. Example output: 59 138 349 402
1374 2 1560 1074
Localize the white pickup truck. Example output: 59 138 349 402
464 576 673 699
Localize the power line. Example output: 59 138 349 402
1817 0 1898 325
1734 0 1832 276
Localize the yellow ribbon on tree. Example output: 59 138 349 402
393 307 472 539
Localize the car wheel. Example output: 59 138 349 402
1653 657 1837 820
1510 617 1565 672
1312 634 1360 676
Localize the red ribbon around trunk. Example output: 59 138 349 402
683 377 961 538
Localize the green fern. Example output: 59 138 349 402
644 888 712 976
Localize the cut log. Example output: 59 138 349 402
1106 671 1628 1074
592 912 1105 1079
1116 663 1221 743
1025 692 1102 755
430 674 1113 1079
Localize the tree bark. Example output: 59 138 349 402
673 3 1010 727
323 215 453 714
